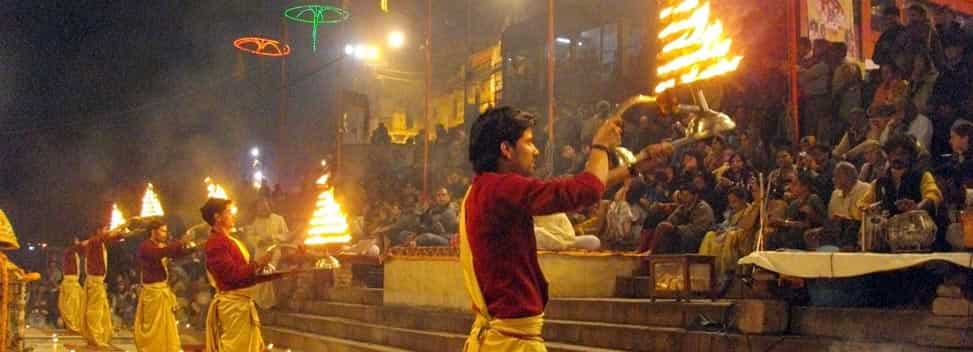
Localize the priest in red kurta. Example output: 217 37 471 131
201 198 286 352
58 239 85 334
134 221 195 352
82 225 124 349
460 107 633 351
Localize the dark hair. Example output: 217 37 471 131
883 134 918 157
952 120 973 139
908 4 927 17
727 187 750 201
200 198 233 226
469 107 536 173
145 219 166 232
810 144 831 155
883 6 900 17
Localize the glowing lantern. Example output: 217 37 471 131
109 203 126 231
655 0 743 94
140 183 165 218
305 175 351 246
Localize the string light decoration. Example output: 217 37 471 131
654 0 743 94
109 203 126 231
304 174 351 246
140 183 165 218
283 5 350 52
233 37 292 57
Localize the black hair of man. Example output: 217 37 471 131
200 198 233 226
468 107 536 174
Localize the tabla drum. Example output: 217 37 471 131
861 208 887 252
886 210 937 253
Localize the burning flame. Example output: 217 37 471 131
204 177 237 214
655 0 743 94
140 183 165 217
109 203 126 231
304 185 351 246
316 173 330 186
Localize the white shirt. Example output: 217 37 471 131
880 113 932 152
828 181 870 220
247 213 290 246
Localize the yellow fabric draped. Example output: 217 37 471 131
205 233 263 352
83 275 113 348
58 275 85 333
204 291 263 352
134 282 180 352
458 188 547 352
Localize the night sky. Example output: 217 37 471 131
0 0 346 245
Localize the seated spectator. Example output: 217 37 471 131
766 171 826 250
867 64 909 119
704 137 730 171
715 152 755 191
833 107 875 160
534 213 601 251
768 149 798 201
603 179 645 250
859 143 888 183
699 186 760 280
414 187 459 246
643 182 716 254
373 203 420 247
556 144 585 176
880 101 933 153
807 144 837 204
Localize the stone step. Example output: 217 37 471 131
288 297 732 332
263 326 408 352
263 312 625 352
790 306 973 349
318 287 384 306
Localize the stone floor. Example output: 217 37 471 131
22 323 206 352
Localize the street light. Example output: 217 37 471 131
387 30 405 49
250 147 260 158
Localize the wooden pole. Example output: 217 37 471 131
546 0 556 172
787 0 800 144
278 18 288 184
423 0 432 199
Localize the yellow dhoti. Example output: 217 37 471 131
458 190 547 352
83 275 113 348
58 275 85 333
205 290 263 352
134 282 180 352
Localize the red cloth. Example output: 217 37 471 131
62 244 83 276
137 239 192 284
465 171 604 319
84 234 122 276
204 230 279 292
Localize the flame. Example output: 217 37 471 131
109 203 126 231
316 173 330 186
655 0 742 93
304 187 351 245
204 177 237 214
140 183 165 217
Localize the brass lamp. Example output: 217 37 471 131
648 254 717 301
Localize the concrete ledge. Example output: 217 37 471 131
384 252 641 310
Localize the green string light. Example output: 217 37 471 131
283 5 350 52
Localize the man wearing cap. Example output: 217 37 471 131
58 238 86 334
201 198 289 352
134 221 195 352
82 224 125 349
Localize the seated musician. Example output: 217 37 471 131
818 162 871 249
857 134 943 223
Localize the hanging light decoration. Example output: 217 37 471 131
283 4 350 51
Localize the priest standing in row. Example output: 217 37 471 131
59 238 86 334
134 221 195 352
83 224 124 349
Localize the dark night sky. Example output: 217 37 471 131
0 1 347 245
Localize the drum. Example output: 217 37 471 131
861 208 887 252
886 210 937 253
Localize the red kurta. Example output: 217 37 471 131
84 234 123 276
464 171 604 319
137 239 192 284
63 244 83 276
204 230 279 292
